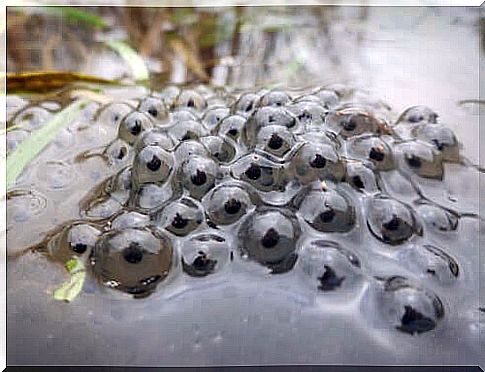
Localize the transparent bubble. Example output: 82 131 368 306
367 196 422 245
204 184 252 226
255 125 295 158
231 153 286 193
111 167 133 203
111 211 150 230
415 203 458 232
297 240 362 292
258 90 291 107
215 114 247 141
202 106 231 129
175 89 208 112
396 106 438 124
179 155 219 200
200 136 236 163
395 244 459 286
48 223 100 263
133 129 174 153
396 140 444 179
298 187 355 233
82 167 133 218
106 139 131 165
314 89 340 108
243 106 298 146
97 102 134 127
325 108 384 139
118 111 153 145
233 92 260 117
135 183 175 210
291 142 345 184
173 140 209 162
412 124 460 162
138 96 169 123
157 86 181 108
345 163 379 193
238 207 301 273
374 276 445 335
155 198 204 237
346 136 395 171
168 119 209 142
170 108 199 123
91 228 173 298
298 130 341 148
181 233 230 277
287 101 327 127
132 145 173 185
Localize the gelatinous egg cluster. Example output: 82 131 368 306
39 85 472 336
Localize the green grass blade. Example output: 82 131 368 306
6 99 87 189
106 41 149 81
45 7 108 29
53 257 86 303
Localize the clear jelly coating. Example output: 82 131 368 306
374 276 445 335
91 228 173 298
238 207 300 272
34 84 470 321
297 240 363 293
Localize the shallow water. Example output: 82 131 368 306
5 6 484 367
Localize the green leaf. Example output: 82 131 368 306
53 257 87 303
45 7 108 29
106 40 149 81
65 258 78 273
6 99 87 189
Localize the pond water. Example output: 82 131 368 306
5 6 484 367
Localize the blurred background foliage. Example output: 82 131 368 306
5 6 484 91
2 7 419 88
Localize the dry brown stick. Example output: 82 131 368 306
121 8 143 47
6 16 30 71
168 35 210 82
139 10 165 57
42 34 61 70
